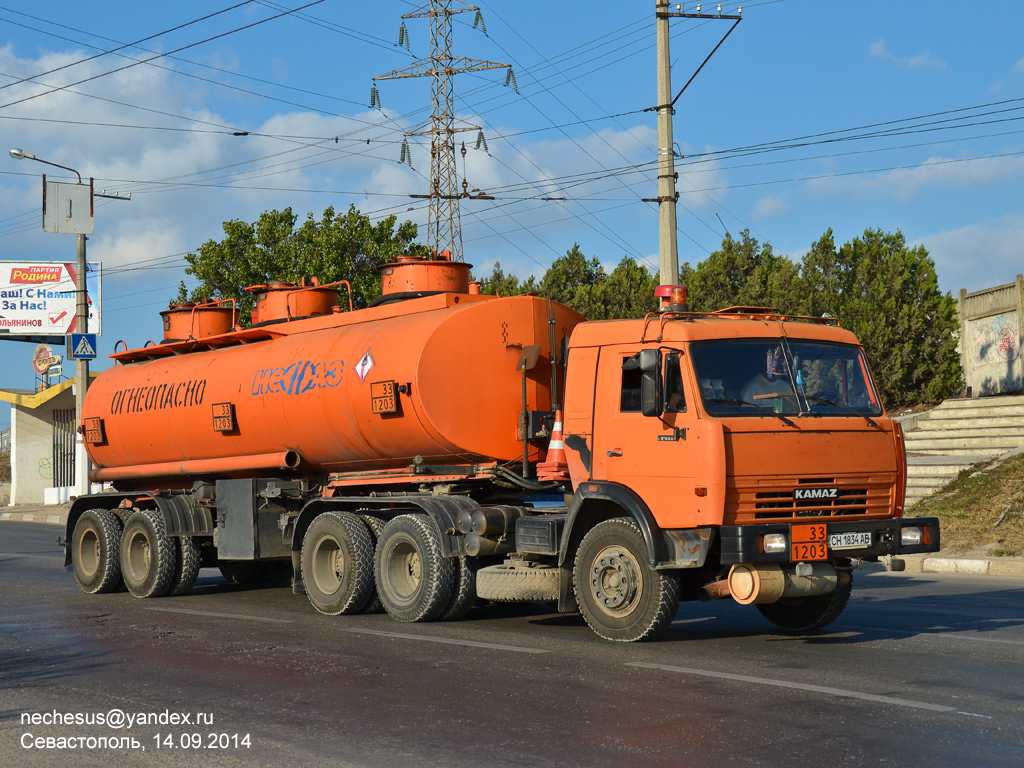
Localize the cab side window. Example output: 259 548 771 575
620 364 642 412
664 352 685 412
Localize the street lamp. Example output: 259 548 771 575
9 147 91 498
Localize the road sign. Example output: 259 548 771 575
70 333 97 360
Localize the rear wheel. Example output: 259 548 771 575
757 575 853 631
358 515 386 614
120 509 177 598
573 518 680 642
375 515 455 623
71 509 123 594
438 556 479 620
301 511 375 615
166 536 202 597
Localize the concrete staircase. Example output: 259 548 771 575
900 394 1024 506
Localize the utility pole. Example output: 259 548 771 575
650 2 742 285
655 0 679 286
375 0 513 261
75 230 89 496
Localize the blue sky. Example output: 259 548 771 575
1 0 1023 428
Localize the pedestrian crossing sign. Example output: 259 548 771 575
70 333 97 360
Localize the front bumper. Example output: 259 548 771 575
719 517 941 564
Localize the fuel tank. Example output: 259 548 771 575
84 292 584 485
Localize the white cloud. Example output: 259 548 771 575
869 38 944 70
808 152 1024 201
1015 56 1024 72
914 214 1024 294
753 196 787 219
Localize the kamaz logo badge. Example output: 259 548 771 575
793 487 839 500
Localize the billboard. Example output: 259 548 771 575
0 261 101 335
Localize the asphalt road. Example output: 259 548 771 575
2 521 1023 768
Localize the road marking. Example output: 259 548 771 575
344 627 550 654
627 662 963 714
836 623 1024 647
144 607 293 624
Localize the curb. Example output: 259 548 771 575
899 555 1024 578
1 511 65 526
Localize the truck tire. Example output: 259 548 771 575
573 517 680 642
358 515 386 614
120 509 177 599
375 514 455 623
301 511 375 615
166 536 202 597
71 509 124 594
437 556 479 620
476 563 559 602
756 575 853 631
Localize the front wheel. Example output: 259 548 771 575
756 574 852 631
573 518 680 642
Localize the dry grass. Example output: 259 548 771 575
907 452 1024 557
0 452 10 482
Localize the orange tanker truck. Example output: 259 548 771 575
65 252 939 642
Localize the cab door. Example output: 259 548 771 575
591 346 698 528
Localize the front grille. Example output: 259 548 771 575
726 474 895 525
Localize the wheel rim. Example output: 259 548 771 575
588 545 643 618
384 538 421 604
125 528 152 584
311 535 344 594
77 528 100 578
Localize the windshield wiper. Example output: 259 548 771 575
802 394 880 429
706 397 798 429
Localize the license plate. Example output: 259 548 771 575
828 531 872 550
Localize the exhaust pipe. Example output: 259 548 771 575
727 563 838 605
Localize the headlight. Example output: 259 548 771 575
763 533 787 553
901 526 922 546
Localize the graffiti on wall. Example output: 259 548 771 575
969 312 1019 365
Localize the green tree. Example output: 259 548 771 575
832 229 961 407
683 230 802 312
179 205 424 322
539 243 606 318
479 261 533 297
596 257 660 319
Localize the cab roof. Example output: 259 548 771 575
569 309 861 348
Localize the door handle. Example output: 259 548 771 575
606 450 622 457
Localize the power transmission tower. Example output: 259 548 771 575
375 0 512 262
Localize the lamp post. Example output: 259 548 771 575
9 148 91 498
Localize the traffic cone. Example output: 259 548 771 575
536 409 570 482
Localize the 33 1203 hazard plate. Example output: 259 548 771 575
828 531 872 549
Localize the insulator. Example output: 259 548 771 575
504 67 518 92
399 141 408 164
460 141 467 158
473 10 488 35
398 22 410 49
475 131 489 153
370 84 380 109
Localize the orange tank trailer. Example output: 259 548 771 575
84 290 583 488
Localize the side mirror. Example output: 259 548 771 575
638 348 660 372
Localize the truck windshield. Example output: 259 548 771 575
689 338 883 418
